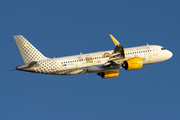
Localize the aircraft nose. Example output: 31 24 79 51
166 50 173 59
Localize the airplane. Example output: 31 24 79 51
14 34 173 78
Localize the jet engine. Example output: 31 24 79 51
97 69 119 79
122 57 143 70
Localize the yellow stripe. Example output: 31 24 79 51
109 34 119 45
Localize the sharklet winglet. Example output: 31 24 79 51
109 34 120 46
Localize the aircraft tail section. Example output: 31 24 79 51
14 35 48 63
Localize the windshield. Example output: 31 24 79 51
161 47 166 50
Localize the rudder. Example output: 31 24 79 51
14 35 48 63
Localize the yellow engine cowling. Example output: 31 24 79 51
98 69 119 79
123 57 143 70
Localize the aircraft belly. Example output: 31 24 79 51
61 67 87 75
87 65 103 73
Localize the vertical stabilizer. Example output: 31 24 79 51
14 35 48 63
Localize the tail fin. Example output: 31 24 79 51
14 35 48 63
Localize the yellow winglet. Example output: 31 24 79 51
109 34 120 45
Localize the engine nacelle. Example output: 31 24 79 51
123 57 143 70
97 69 119 79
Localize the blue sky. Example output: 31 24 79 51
1 0 180 120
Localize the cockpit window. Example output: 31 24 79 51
161 48 166 50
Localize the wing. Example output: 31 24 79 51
102 34 125 67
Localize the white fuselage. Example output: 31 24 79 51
14 35 173 77
27 45 172 75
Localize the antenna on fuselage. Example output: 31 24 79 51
146 43 149 46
